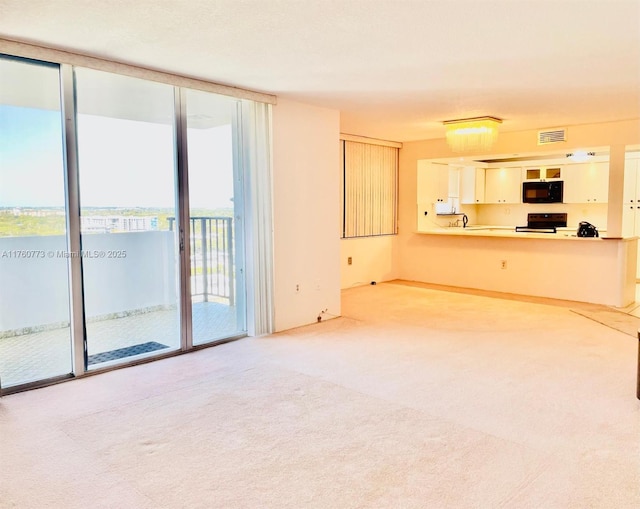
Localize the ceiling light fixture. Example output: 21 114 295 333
566 151 595 162
443 116 502 153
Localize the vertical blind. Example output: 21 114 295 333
242 100 275 336
341 140 398 238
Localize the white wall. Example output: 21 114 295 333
271 99 341 331
340 236 399 289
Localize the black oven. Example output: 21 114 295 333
522 181 563 203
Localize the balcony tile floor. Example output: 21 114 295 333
0 302 241 389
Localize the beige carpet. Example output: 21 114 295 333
1 281 639 508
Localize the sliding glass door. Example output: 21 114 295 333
184 89 246 345
0 57 72 387
74 68 181 368
0 55 258 392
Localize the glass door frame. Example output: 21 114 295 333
61 63 87 379
175 87 193 352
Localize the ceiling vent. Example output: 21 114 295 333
538 128 567 145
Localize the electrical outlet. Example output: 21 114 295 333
347 256 352 265
296 284 300 292
500 260 507 269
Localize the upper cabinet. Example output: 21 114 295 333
417 160 461 215
623 157 640 204
622 157 640 238
417 160 450 204
563 162 609 204
522 167 562 182
484 167 521 204
460 166 485 204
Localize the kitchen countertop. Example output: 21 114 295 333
415 226 629 241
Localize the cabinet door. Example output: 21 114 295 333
562 165 582 203
522 166 562 181
623 158 637 204
576 163 609 203
460 166 485 204
623 158 640 238
503 167 522 203
564 162 609 203
583 162 609 203
474 168 486 204
435 165 450 202
543 167 562 180
485 167 521 203
418 161 450 203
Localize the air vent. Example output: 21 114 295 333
538 128 566 145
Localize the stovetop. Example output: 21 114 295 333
515 213 567 233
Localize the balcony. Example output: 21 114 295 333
0 216 241 389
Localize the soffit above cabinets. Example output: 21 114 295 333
435 148 640 169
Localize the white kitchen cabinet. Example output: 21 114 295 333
563 162 609 203
522 166 562 181
460 166 485 204
622 157 640 238
484 167 521 204
622 155 640 278
417 160 462 216
417 160 450 204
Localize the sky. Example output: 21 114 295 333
0 104 236 210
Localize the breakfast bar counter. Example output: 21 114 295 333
404 229 637 307
415 226 617 241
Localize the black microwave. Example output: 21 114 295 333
522 181 563 203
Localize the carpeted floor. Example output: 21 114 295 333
0 281 639 508
571 307 640 338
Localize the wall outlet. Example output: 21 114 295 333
296 284 300 292
500 260 507 269
347 256 352 265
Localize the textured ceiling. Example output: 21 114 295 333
0 0 639 142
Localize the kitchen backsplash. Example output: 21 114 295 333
473 202 608 230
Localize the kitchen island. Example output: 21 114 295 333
402 228 637 307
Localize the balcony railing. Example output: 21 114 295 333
168 216 234 305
